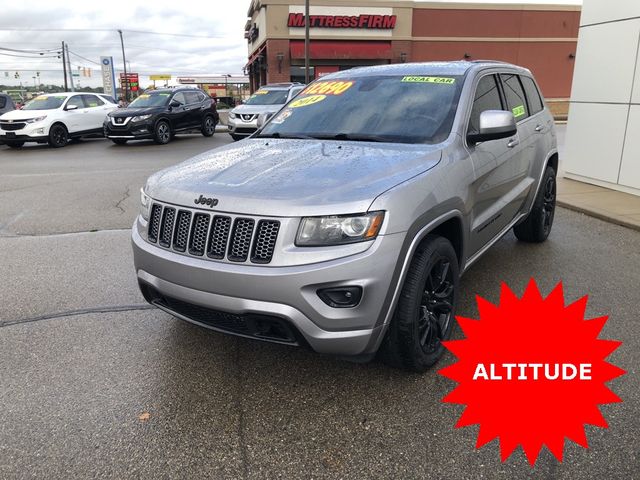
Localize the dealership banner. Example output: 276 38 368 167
100 56 117 100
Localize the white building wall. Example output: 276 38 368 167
564 0 640 195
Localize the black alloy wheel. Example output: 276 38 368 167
418 258 455 354
48 124 68 148
541 175 556 237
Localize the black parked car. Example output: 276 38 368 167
0 93 16 115
104 88 219 145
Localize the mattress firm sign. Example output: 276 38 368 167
288 13 396 29
288 6 395 37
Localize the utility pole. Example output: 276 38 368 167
304 0 310 84
118 29 128 102
65 43 74 92
62 41 68 91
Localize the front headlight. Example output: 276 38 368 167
296 212 385 246
140 188 151 221
132 114 152 122
229 112 237 119
25 116 47 124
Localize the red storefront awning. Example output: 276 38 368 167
290 40 392 60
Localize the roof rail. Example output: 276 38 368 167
469 60 511 65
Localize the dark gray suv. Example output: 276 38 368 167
132 61 557 371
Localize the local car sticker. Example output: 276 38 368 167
289 95 327 108
139 94 150 99
512 105 526 118
254 90 269 95
272 108 293 123
401 76 456 84
302 80 354 96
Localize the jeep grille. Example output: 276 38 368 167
146 202 280 265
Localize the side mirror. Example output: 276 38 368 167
65 104 79 111
256 112 274 129
467 110 517 144
169 100 181 108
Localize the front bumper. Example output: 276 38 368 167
132 218 404 356
227 116 258 136
104 121 154 140
0 126 48 143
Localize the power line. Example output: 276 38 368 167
0 51 60 59
67 50 101 66
0 46 60 54
0 27 225 39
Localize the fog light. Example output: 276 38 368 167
318 286 362 308
35 128 44 134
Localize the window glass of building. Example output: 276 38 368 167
500 74 529 121
468 75 504 135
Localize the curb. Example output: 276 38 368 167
557 200 640 232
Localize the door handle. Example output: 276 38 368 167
507 138 519 148
534 125 544 132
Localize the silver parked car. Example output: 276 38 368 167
227 83 305 141
133 61 558 371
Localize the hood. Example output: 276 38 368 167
0 109 53 121
146 138 442 217
111 106 164 118
232 104 283 115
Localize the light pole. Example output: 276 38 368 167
304 0 310 83
224 74 232 97
118 29 128 102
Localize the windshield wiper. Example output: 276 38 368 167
310 133 394 143
256 132 313 140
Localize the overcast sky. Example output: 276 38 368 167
0 0 582 88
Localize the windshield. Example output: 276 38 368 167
259 75 464 144
244 89 289 106
128 92 171 108
22 95 66 110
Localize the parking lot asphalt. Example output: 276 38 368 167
1 130 639 479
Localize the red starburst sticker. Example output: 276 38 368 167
440 280 625 465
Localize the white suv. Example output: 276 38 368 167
0 92 117 148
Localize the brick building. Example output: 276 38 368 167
245 0 581 112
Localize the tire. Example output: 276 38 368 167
379 235 459 372
48 124 68 148
153 120 171 145
111 139 128 145
230 133 244 142
513 166 556 243
201 115 216 137
5 141 25 149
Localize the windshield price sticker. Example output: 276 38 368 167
440 280 625 466
254 90 269 95
401 76 456 84
139 94 150 99
289 95 327 108
302 80 354 96
272 108 293 123
513 105 526 118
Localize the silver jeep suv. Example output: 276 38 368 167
133 62 558 371
227 83 305 141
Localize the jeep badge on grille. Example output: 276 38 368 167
194 195 219 207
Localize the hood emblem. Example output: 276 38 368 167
194 195 219 208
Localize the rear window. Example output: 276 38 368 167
500 74 529 121
521 76 544 115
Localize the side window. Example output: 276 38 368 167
500 74 529 121
0 97 6 109
197 92 207 102
82 94 104 108
66 95 85 109
172 92 187 105
520 76 544 115
289 87 304 100
185 91 201 104
468 75 504 135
